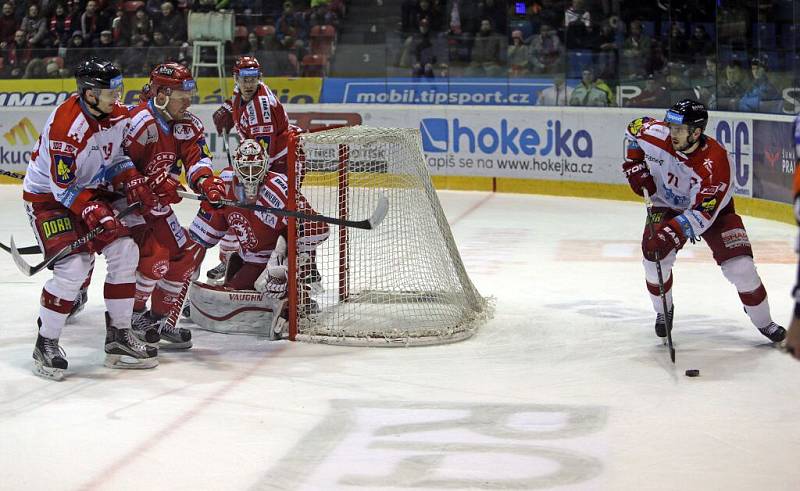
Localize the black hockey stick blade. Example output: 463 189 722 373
178 190 389 230
6 202 141 277
0 241 41 254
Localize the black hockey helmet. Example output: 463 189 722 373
665 99 708 131
75 57 123 93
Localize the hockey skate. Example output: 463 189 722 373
67 287 88 321
104 313 158 369
155 315 193 350
131 309 161 344
758 322 786 343
205 261 228 285
32 326 68 381
654 306 674 340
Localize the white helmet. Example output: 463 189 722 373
233 139 267 200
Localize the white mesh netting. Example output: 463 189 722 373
291 126 491 347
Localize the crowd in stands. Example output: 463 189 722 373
397 0 797 112
0 0 343 79
0 0 795 113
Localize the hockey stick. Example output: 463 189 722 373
0 242 41 255
221 129 234 167
177 190 389 230
643 189 676 363
6 202 141 277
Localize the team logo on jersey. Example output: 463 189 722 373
627 117 651 136
52 153 76 187
699 197 717 213
228 212 258 249
40 216 73 239
151 259 170 277
173 123 194 140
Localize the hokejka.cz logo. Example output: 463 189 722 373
420 118 592 157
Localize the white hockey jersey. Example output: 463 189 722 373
624 117 735 241
22 95 134 213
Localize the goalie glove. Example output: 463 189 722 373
254 236 288 298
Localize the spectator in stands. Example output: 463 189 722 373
145 0 162 18
145 30 175 67
417 0 444 32
154 2 186 46
121 33 148 76
81 0 107 46
239 31 261 57
564 0 592 49
478 0 505 35
569 68 611 106
666 22 688 63
4 29 29 77
686 24 713 61
529 0 562 31
716 60 748 111
536 74 573 106
276 1 307 43
529 23 562 74
49 3 74 48
466 18 504 77
507 29 530 77
0 3 19 49
692 56 718 109
62 30 85 73
399 17 437 78
621 19 652 78
738 55 781 113
20 4 46 49
625 73 669 108
94 29 115 59
130 7 153 44
594 16 621 81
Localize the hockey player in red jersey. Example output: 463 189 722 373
623 99 785 343
22 57 159 379
188 139 328 332
123 63 222 349
207 56 297 282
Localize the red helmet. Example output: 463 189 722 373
233 56 261 78
144 62 196 98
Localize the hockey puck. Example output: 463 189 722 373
684 369 700 377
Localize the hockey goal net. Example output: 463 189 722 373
285 126 490 346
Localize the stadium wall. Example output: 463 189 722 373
0 104 794 224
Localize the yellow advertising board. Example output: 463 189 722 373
0 77 321 106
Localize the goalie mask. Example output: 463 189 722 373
233 139 268 200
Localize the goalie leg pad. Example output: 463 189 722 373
188 281 284 337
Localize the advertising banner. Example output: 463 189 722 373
0 77 322 107
321 78 556 106
752 120 795 203
710 118 753 198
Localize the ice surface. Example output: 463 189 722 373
0 185 799 490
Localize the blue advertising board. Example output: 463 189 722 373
321 78 561 106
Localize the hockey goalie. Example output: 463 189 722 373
187 139 329 338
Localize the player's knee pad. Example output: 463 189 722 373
103 237 139 276
720 255 761 292
642 250 676 283
47 253 94 299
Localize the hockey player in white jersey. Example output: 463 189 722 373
22 57 159 379
623 99 785 343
